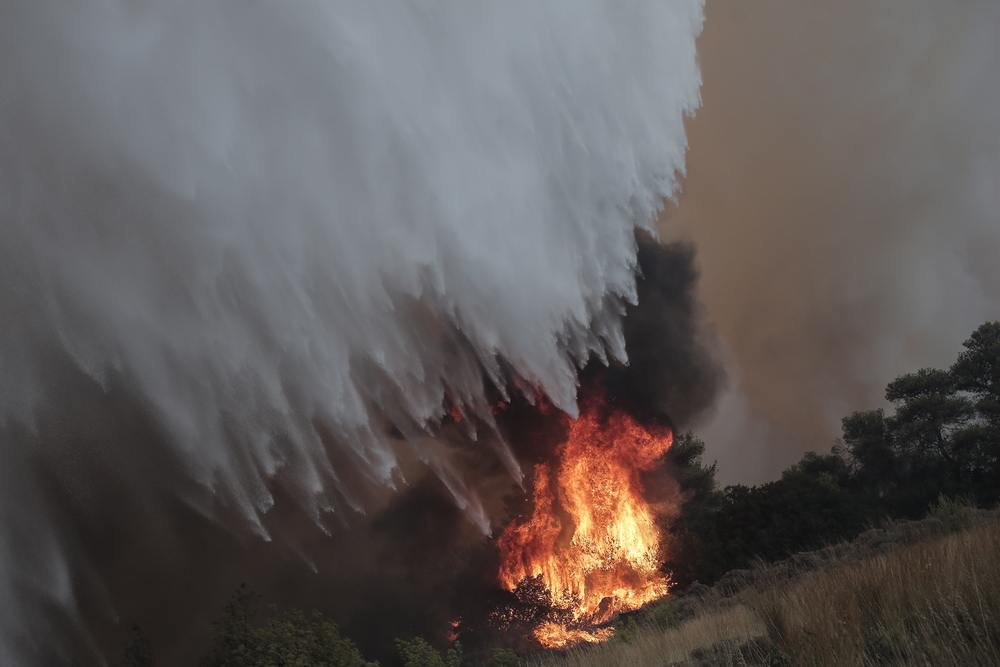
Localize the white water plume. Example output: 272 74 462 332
0 1 703 660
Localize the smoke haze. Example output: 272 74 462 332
0 1 704 662
664 0 1000 483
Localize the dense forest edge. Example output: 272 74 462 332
112 320 1000 666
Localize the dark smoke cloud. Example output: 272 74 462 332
662 0 1000 483
600 238 725 430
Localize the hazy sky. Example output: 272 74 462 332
662 0 1000 484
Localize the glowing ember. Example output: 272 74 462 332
497 394 674 648
535 622 613 647
446 619 461 642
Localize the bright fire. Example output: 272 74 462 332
497 394 674 648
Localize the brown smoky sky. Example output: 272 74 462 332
661 0 1000 484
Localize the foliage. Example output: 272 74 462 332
680 321 1000 583
662 432 724 585
839 321 1000 513
487 648 524 667
649 598 681 630
394 637 461 667
693 468 865 582
199 585 377 667
611 616 641 644
929 494 974 534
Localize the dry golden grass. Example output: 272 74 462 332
751 517 1000 666
528 516 1000 667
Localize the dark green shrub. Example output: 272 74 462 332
200 585 377 667
929 494 974 533
487 648 524 667
394 637 461 667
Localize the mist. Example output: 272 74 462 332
0 1 705 663
663 0 1000 483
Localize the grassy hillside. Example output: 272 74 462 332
528 513 1000 667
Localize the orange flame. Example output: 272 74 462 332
497 395 673 648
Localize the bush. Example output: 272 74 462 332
612 616 641 644
488 648 524 667
200 585 377 667
649 598 681 630
395 637 461 667
929 494 974 533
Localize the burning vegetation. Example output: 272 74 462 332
109 319 1000 665
494 392 676 648
97 241 722 664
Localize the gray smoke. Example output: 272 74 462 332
663 0 1000 483
0 1 704 662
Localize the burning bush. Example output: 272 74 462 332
494 392 678 648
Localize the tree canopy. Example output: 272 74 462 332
198 585 377 667
671 321 1000 582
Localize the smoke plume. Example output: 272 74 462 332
663 0 1000 483
0 2 704 662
